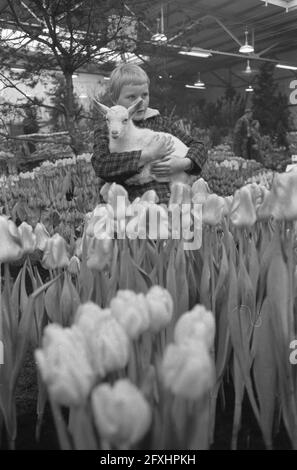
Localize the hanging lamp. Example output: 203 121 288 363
239 29 254 54
151 4 167 43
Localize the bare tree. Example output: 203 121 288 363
0 0 143 154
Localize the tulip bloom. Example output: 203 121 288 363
145 286 173 333
68 255 81 275
268 172 297 221
140 190 159 204
169 182 192 206
174 305 215 350
35 323 94 407
91 379 151 449
192 178 211 205
0 216 23 263
110 290 150 340
162 341 215 400
18 222 36 254
42 233 69 270
76 304 129 377
86 235 113 272
230 186 257 227
34 222 50 251
202 194 226 226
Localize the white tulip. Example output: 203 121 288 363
91 379 151 449
162 341 215 400
35 323 94 407
145 286 173 333
110 290 150 339
174 304 215 350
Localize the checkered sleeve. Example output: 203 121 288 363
155 116 207 175
91 120 142 183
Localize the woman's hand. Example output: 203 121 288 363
151 156 192 177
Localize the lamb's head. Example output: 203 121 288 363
94 98 144 140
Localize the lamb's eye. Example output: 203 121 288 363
122 118 128 124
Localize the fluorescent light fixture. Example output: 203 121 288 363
151 32 167 43
276 64 297 71
260 0 297 12
79 94 88 98
239 30 254 54
194 79 205 88
11 67 26 72
72 73 78 78
185 84 206 90
179 48 212 58
103 76 110 80
245 85 254 92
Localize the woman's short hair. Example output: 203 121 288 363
109 64 150 103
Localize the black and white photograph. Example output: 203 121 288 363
0 0 297 454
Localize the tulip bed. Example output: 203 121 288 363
0 149 274 247
201 146 274 196
1 172 297 450
0 154 102 243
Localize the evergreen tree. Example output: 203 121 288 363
252 63 291 146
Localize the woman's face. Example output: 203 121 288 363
116 83 149 121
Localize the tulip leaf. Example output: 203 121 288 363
214 243 229 300
200 242 211 310
251 297 276 449
165 247 177 340
175 241 189 317
231 356 245 450
228 258 260 426
35 371 48 442
44 279 61 323
247 236 260 296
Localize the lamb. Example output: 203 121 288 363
94 97 190 186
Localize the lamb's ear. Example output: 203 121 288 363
128 97 143 119
93 99 110 115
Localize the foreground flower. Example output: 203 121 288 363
145 286 173 333
42 233 69 269
162 341 215 400
140 190 159 204
18 222 36 254
202 194 226 226
192 178 211 204
75 303 129 376
35 323 94 406
230 186 257 227
34 222 50 251
174 305 215 350
68 255 81 275
86 236 113 272
110 290 150 339
169 182 192 206
0 216 23 263
269 172 297 221
91 379 151 449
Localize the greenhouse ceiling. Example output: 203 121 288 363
132 0 297 85
0 0 296 87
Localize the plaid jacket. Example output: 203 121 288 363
91 111 207 204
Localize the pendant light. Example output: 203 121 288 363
239 29 254 54
151 4 167 43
